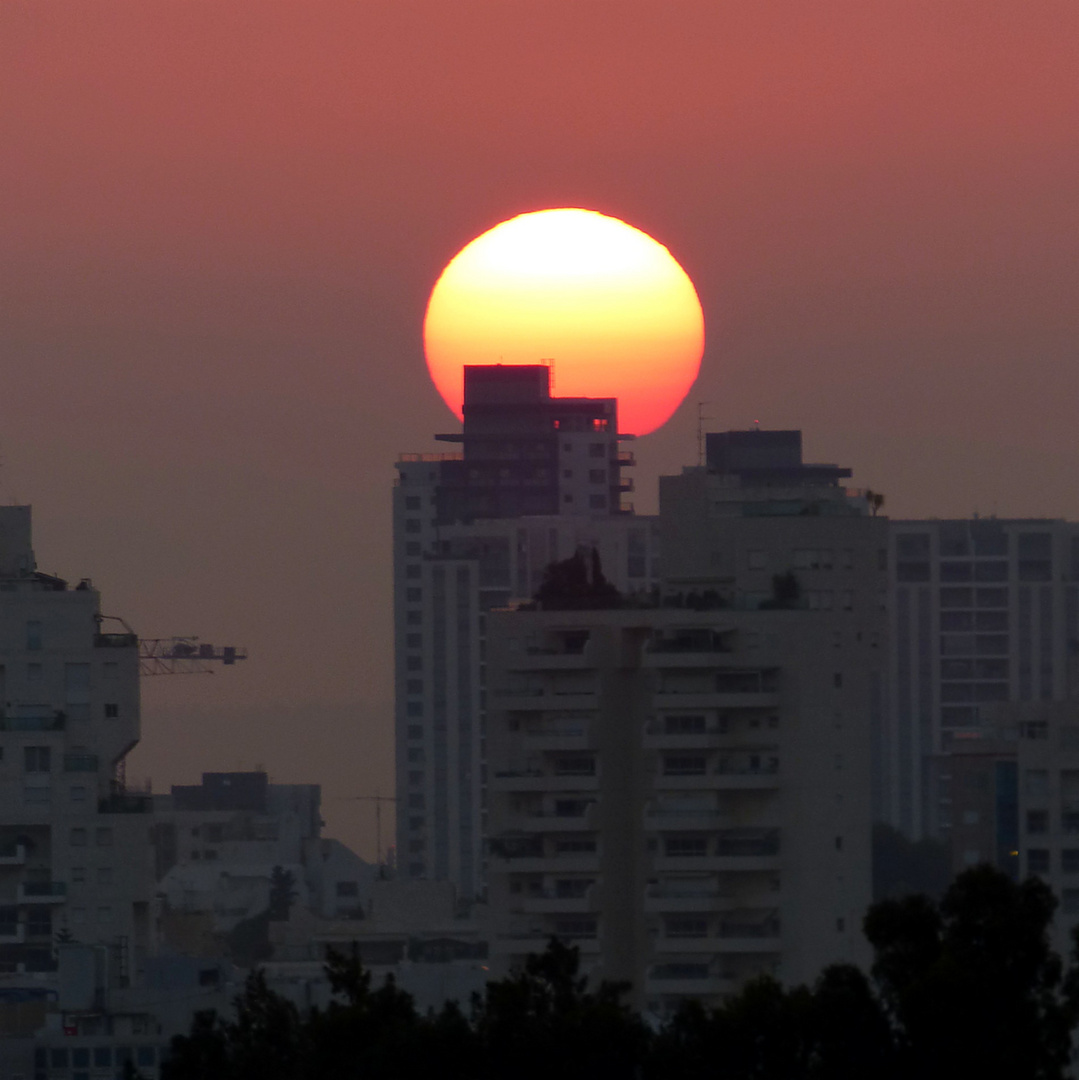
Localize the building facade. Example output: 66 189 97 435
484 430 889 1013
393 366 658 899
886 518 1079 839
0 507 152 991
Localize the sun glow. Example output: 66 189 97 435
423 209 705 435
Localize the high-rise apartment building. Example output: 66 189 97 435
0 507 153 988
393 366 658 898
885 518 1079 839
485 430 888 1014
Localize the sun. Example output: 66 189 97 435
423 208 705 436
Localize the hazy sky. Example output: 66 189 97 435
3 1 1077 856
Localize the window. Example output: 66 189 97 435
71 866 86 882
26 621 42 651
405 496 421 510
1064 890 1079 915
104 703 119 719
663 755 707 776
1027 849 1050 875
406 610 421 625
1025 770 1050 800
554 839 597 853
336 881 359 898
24 746 50 773
833 673 843 689
666 916 708 938
1027 810 1049 835
835 836 844 851
406 634 422 649
26 662 42 682
554 879 591 898
407 748 424 763
589 443 605 457
407 725 423 739
409 816 425 830
664 714 706 735
95 827 113 847
405 519 421 534
405 564 421 579
408 839 425 853
406 679 423 694
97 906 112 922
553 756 595 776
665 837 708 858
97 867 112 885
408 771 423 785
70 827 87 846
588 494 607 510
23 785 50 804
1062 850 1079 874
406 702 423 717
406 656 422 672
103 661 119 679
408 794 425 809
588 469 606 483
70 786 87 802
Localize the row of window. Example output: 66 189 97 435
896 532 1054 559
36 1044 160 1070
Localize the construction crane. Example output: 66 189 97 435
138 638 248 677
97 616 248 676
333 794 398 876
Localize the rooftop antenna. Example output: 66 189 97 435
696 401 712 466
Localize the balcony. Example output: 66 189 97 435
504 805 596 833
94 632 138 648
0 709 64 732
0 924 25 943
99 792 152 814
490 771 599 793
645 965 733 998
18 881 66 904
519 721 592 749
0 844 28 866
645 807 728 832
520 887 596 915
644 885 732 914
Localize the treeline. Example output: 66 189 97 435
162 866 1079 1080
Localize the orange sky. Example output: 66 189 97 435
2 0 1077 855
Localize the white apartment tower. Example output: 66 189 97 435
485 430 889 1013
393 366 658 899
0 507 153 988
886 518 1079 840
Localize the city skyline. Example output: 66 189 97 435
2 1 1078 858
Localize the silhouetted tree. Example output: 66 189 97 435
872 821 952 900
534 549 621 610
864 864 1079 1080
475 937 648 1080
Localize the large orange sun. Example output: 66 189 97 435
423 208 705 436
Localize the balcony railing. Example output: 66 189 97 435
98 792 152 814
18 881 66 902
93 632 138 648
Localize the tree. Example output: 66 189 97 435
475 937 649 1080
864 864 1079 1080
534 549 621 610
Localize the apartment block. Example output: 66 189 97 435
0 507 152 993
393 366 658 899
485 604 883 1016
886 518 1079 839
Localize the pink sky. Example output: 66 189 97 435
2 0 1077 855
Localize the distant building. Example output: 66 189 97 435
0 506 152 992
393 365 658 899
886 518 1079 839
484 431 888 1015
152 771 372 932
